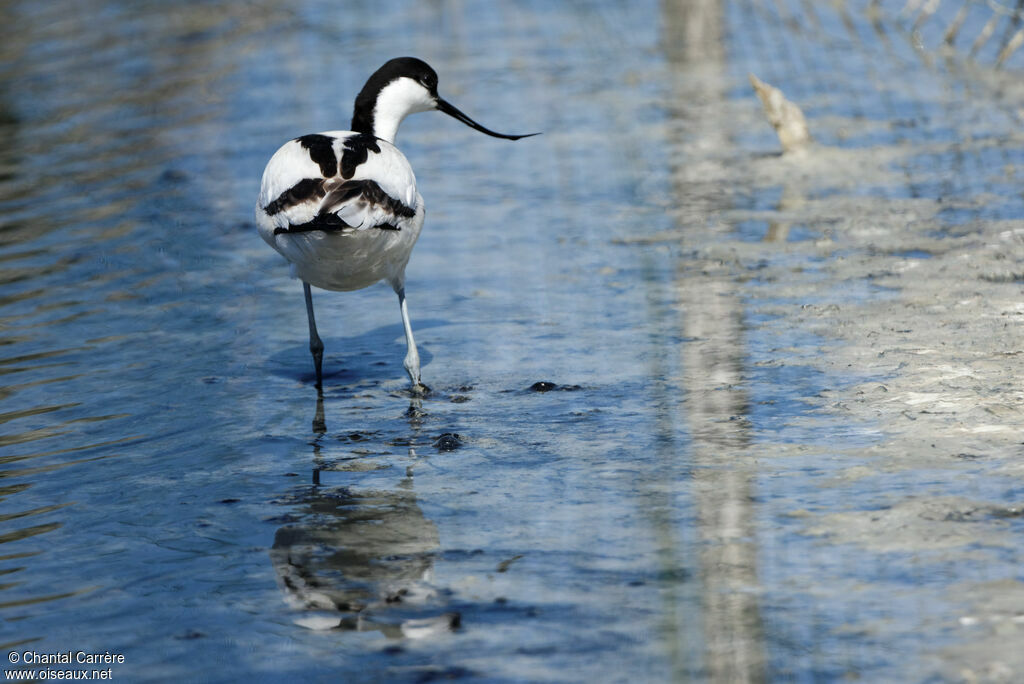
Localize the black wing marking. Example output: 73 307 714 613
339 133 382 179
295 134 338 177
264 178 326 216
273 214 351 235
292 132 383 180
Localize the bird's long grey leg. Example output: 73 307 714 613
396 286 427 395
303 281 324 390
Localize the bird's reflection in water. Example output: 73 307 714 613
270 393 459 638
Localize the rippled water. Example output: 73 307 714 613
3 0 1024 681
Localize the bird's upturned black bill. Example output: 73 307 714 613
436 98 540 140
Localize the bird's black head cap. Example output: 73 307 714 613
351 57 438 135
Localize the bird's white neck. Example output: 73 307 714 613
367 78 435 144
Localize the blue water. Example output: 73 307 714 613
4 1 1024 681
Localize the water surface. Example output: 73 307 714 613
3 1 1024 681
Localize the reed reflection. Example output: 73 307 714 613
662 0 767 680
270 396 457 637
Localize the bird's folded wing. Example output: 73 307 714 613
266 178 416 234
320 179 417 231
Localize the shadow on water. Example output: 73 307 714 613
264 319 445 388
268 395 459 638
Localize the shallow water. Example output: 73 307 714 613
3 0 1024 681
